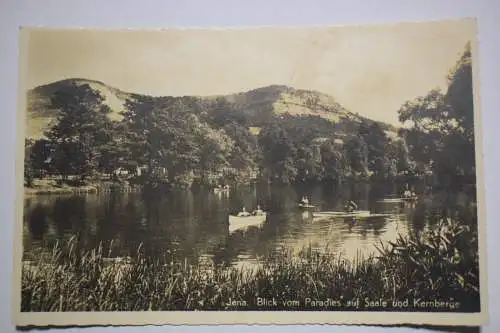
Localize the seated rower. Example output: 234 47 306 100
403 184 415 198
252 205 264 216
344 200 358 212
237 207 251 217
301 196 309 205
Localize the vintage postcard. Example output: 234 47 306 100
13 18 488 327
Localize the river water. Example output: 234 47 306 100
22 181 434 268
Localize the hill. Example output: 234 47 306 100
25 78 397 139
26 78 136 139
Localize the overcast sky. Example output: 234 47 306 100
23 19 476 125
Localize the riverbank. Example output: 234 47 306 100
21 217 479 312
24 178 140 195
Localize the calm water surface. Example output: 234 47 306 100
23 182 428 268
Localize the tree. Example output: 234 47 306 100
397 43 475 185
122 96 236 187
258 121 298 183
358 122 390 177
398 89 448 170
192 117 234 183
295 144 322 182
121 95 158 181
444 41 475 176
153 103 201 186
201 98 260 181
29 139 55 178
97 125 129 177
205 98 247 128
344 135 368 176
222 122 258 173
390 139 412 174
319 141 347 183
126 97 197 185
46 83 115 181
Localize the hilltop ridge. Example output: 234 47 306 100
25 78 397 139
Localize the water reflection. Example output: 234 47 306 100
23 181 477 267
27 204 48 240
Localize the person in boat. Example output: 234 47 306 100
410 190 418 200
224 184 229 189
403 184 412 198
252 205 264 216
300 196 309 205
344 200 358 213
237 206 251 217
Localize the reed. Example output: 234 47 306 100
21 217 480 312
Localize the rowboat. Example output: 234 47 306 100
314 210 371 218
377 198 404 203
214 187 230 193
312 210 392 220
378 196 418 203
228 213 267 233
298 203 317 209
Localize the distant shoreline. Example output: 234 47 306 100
22 173 433 196
24 185 98 195
23 182 139 195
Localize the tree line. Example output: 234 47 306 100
24 43 474 191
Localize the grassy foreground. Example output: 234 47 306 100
21 218 480 312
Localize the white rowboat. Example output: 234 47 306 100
377 198 404 203
229 213 267 233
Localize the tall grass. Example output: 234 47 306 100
21 217 480 312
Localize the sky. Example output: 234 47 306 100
23 19 476 125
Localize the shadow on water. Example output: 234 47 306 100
27 204 48 240
21 182 362 263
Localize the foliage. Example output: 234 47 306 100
319 141 348 182
199 99 257 176
255 114 400 184
360 123 391 178
23 43 474 189
375 216 479 306
26 80 410 188
258 120 298 183
43 83 115 181
398 43 475 185
344 135 368 176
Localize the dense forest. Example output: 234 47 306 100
24 43 474 191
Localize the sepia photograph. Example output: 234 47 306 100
13 18 487 326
